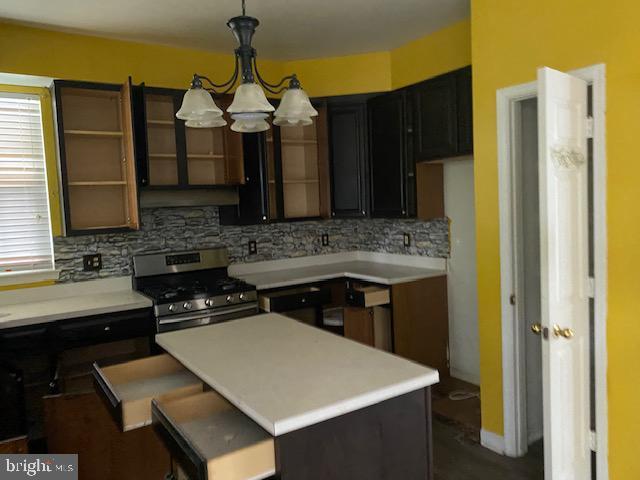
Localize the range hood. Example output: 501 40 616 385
139 188 239 208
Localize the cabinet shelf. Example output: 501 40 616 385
187 154 225 160
146 119 175 126
74 223 129 230
68 181 126 186
280 139 318 145
64 129 123 137
282 179 319 184
148 153 177 159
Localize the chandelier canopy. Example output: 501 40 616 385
176 0 317 132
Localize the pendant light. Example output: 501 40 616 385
177 0 315 131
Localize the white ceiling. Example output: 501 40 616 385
0 0 469 60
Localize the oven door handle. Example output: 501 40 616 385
157 303 258 325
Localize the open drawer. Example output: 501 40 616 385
152 391 275 480
259 286 331 313
92 354 203 431
346 284 390 308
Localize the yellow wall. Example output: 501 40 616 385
390 19 471 90
0 20 470 98
472 0 639 477
283 51 392 97
0 21 282 90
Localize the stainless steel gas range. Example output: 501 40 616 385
132 248 258 333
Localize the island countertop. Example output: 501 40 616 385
155 313 439 436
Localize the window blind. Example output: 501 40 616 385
0 92 54 274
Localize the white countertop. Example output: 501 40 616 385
0 277 152 330
229 251 447 290
156 313 439 436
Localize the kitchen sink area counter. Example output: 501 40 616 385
0 277 152 330
229 251 447 290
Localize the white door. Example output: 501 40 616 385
537 67 591 480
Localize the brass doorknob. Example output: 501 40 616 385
553 324 575 339
531 323 542 335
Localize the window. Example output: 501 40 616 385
0 92 55 274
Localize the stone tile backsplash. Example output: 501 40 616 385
54 206 449 282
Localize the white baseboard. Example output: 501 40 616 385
480 429 506 455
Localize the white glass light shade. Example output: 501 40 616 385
272 116 313 127
230 112 270 133
227 83 275 113
176 88 223 120
274 88 318 118
185 115 228 128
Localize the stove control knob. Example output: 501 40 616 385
239 293 245 301
183 301 192 310
168 304 175 312
226 295 233 303
205 298 213 307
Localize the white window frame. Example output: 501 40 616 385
0 90 58 286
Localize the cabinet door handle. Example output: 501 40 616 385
104 326 111 332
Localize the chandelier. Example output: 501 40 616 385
176 0 317 133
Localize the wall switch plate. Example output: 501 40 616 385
83 254 102 271
321 233 329 246
403 233 411 247
248 240 257 255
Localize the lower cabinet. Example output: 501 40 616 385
344 283 393 351
391 275 449 376
343 306 392 352
44 391 171 480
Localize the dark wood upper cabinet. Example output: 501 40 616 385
410 73 458 161
368 91 414 218
409 66 473 162
456 66 474 155
132 87 244 189
54 79 140 235
328 100 369 218
218 133 270 225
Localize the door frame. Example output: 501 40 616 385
495 64 608 479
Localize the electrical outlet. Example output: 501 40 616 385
321 233 329 246
403 233 411 248
83 254 102 271
248 240 257 255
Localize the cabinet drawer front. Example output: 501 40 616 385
153 391 275 480
346 285 390 308
259 287 331 312
56 309 153 349
92 354 203 431
0 326 49 354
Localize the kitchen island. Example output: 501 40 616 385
152 313 439 480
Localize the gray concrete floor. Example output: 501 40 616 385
433 420 544 480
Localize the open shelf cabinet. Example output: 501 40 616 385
54 80 140 235
134 88 245 189
265 102 330 221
